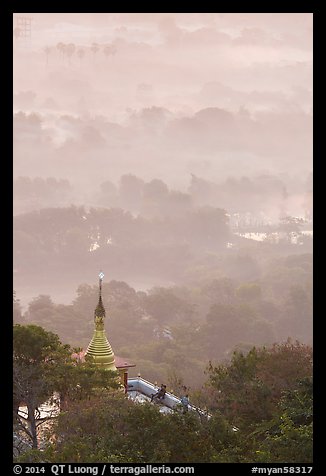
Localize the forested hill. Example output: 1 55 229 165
14 204 229 286
14 202 312 296
14 323 313 463
14 255 312 389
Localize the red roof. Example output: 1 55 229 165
115 356 136 369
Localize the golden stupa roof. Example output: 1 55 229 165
85 272 117 372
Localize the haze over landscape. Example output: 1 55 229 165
14 12 312 304
14 13 312 186
13 12 313 464
13 12 313 346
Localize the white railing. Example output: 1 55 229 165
127 377 211 418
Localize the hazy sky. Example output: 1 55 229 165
13 13 313 188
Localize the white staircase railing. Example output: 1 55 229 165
127 377 211 418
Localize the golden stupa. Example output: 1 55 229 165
85 272 117 372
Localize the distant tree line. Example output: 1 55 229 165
13 171 313 228
40 41 117 67
13 203 230 288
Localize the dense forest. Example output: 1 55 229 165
13 324 312 463
14 173 312 303
13 174 313 462
14 251 312 388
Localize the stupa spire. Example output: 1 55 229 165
85 271 117 371
94 271 106 324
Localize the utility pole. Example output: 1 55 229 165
14 16 33 46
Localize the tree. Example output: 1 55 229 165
27 295 54 315
77 47 85 66
256 416 313 463
25 295 56 330
181 206 230 248
56 42 66 63
13 291 24 324
13 324 119 454
201 278 236 305
16 392 233 463
236 283 262 301
90 42 99 62
144 287 193 325
206 341 312 429
13 325 71 449
165 190 192 217
13 27 21 40
119 174 144 212
278 216 306 243
254 379 313 463
98 180 118 207
66 43 76 65
103 44 116 58
201 302 268 359
188 174 216 207
281 284 312 343
141 180 170 217
143 179 169 202
51 357 120 411
43 46 51 66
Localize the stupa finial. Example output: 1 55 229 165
99 270 104 295
95 270 105 320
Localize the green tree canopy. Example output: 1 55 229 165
206 340 312 428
